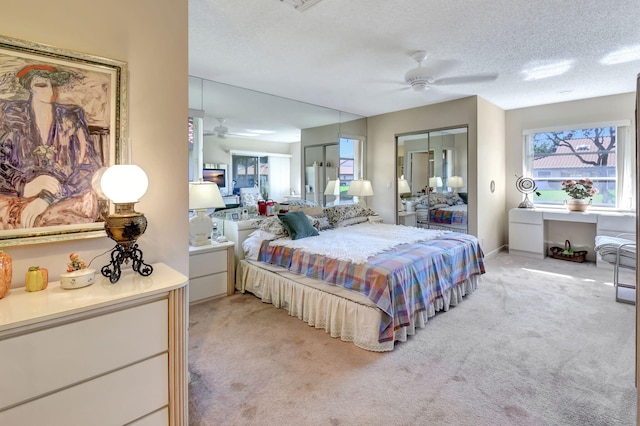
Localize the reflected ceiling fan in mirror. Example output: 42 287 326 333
403 50 498 92
212 118 228 138
203 117 230 138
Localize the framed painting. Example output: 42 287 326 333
0 35 128 247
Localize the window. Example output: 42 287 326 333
524 122 634 210
230 151 291 201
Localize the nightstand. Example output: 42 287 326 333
188 240 234 303
222 217 264 263
398 211 417 227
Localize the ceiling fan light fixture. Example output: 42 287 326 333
404 68 434 91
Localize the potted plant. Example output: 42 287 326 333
561 178 598 211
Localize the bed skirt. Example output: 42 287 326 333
237 259 478 352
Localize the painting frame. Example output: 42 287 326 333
0 34 128 247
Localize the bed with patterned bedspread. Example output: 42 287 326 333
235 209 485 351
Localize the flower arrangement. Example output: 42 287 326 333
561 178 598 199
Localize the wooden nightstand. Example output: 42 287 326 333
188 240 235 303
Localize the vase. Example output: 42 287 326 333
564 198 591 212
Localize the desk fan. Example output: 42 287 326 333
515 175 538 208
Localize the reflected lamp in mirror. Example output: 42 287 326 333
448 176 464 194
100 164 153 283
189 181 226 247
347 179 374 207
428 176 443 193
398 175 412 212
324 179 341 206
398 175 411 195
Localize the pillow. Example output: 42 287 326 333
278 211 319 240
242 229 278 260
259 216 288 236
458 192 468 204
333 216 369 228
324 204 375 226
302 206 323 216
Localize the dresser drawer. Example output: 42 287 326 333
0 300 168 410
190 249 227 278
0 354 168 426
189 272 228 302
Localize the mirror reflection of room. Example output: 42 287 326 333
396 127 468 233
188 76 367 226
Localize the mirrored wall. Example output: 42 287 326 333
396 127 468 233
188 76 366 206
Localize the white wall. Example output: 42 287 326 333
505 92 635 253
1 0 188 285
477 97 506 253
367 97 478 226
506 93 635 209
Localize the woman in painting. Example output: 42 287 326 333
0 64 103 229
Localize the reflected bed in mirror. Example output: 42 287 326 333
396 127 468 233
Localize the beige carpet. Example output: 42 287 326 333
188 252 637 426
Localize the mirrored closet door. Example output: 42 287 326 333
396 127 468 233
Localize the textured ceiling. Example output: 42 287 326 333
189 0 640 138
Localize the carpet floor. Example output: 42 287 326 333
188 252 637 426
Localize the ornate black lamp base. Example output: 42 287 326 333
101 243 153 284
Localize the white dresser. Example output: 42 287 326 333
0 263 188 425
189 240 235 303
508 208 635 265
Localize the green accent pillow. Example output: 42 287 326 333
278 211 319 240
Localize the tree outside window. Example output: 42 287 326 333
529 127 616 207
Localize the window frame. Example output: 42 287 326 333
523 120 634 212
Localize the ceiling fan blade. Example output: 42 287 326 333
432 73 498 86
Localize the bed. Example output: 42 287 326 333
234 205 485 352
415 193 468 232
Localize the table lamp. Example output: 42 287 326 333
100 164 153 283
347 179 374 207
398 175 411 195
398 175 412 212
189 181 226 246
324 179 340 205
429 176 443 193
448 176 464 194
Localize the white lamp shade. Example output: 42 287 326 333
189 181 226 210
398 176 411 194
324 180 340 195
100 164 149 203
428 177 443 188
347 179 374 197
448 176 464 188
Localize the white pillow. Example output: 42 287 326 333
242 229 278 260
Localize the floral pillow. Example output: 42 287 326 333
324 204 376 226
259 216 288 236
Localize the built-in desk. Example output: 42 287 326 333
508 208 635 264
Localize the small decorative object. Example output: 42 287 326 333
25 266 48 292
60 253 95 289
515 176 541 208
0 250 12 299
561 178 598 212
241 208 249 220
549 240 587 263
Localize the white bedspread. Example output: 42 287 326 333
268 222 447 264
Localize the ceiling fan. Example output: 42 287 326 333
210 118 228 138
403 50 498 91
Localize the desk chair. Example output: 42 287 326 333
594 234 636 304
